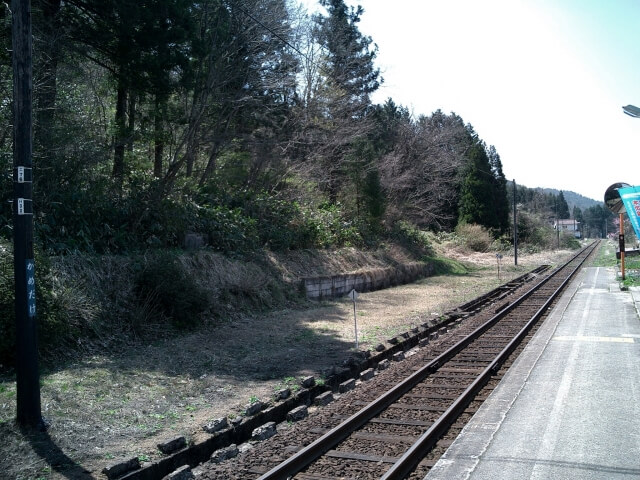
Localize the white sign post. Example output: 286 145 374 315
348 289 359 349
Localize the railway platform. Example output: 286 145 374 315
426 266 640 480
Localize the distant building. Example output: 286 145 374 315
554 219 581 238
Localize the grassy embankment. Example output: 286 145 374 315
0 232 576 479
591 239 640 288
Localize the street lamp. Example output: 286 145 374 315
622 104 640 118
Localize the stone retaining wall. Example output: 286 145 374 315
301 261 434 299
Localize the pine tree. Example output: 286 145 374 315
315 0 380 109
64 0 196 184
572 206 583 236
309 0 382 203
487 145 509 233
458 142 500 230
573 206 583 222
371 98 410 155
557 191 570 219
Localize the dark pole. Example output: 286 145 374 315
12 0 43 429
513 179 518 266
553 197 560 249
619 213 626 280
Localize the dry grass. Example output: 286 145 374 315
0 245 576 479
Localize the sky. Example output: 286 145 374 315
300 0 640 202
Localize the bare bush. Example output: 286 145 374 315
379 111 469 229
455 224 493 252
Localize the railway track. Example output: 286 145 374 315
201 242 597 480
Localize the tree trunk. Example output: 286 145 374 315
112 79 127 183
153 94 164 178
127 91 136 153
198 142 221 186
34 0 61 155
186 146 195 177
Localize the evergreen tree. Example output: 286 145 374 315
557 191 570 218
486 145 509 233
458 142 500 230
0 1 12 155
33 0 63 155
315 0 380 109
572 206 584 236
371 98 410 155
63 0 196 184
572 206 583 222
583 204 612 238
308 0 382 204
362 167 385 227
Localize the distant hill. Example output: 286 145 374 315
536 188 602 212
507 181 603 214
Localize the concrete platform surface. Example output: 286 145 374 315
426 266 640 480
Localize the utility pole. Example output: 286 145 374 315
12 0 43 429
619 213 626 280
513 179 518 266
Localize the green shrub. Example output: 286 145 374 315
198 205 259 253
236 193 300 250
29 173 376 255
197 182 367 251
560 233 581 250
134 253 211 330
197 187 363 251
0 242 69 366
422 256 469 275
493 235 513 252
300 203 362 248
36 176 135 254
391 221 433 255
0 244 14 365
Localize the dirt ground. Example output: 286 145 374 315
0 248 575 480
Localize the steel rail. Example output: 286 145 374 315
257 242 597 480
380 240 597 479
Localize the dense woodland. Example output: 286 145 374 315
0 0 616 366
511 186 614 240
0 0 525 254
0 0 610 256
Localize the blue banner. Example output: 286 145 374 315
618 185 640 240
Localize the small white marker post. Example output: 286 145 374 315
348 289 359 349
496 254 503 281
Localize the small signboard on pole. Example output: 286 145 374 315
349 289 359 349
618 185 640 240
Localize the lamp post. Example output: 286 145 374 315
623 104 640 118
